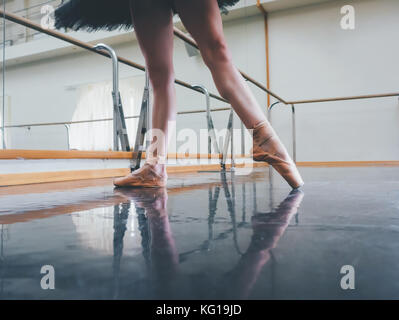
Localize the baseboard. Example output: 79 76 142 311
0 149 133 159
0 168 130 187
1 159 398 187
0 162 266 187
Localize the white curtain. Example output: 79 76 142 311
69 76 145 151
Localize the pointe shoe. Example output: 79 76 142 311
252 121 304 189
113 163 167 188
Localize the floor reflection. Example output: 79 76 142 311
1 166 398 299
224 188 303 299
112 172 304 299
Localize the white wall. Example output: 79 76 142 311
1 8 264 152
2 0 398 161
269 0 399 161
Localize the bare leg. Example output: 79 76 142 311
115 0 304 189
114 0 175 187
114 188 180 298
130 0 176 165
173 0 304 188
173 0 266 129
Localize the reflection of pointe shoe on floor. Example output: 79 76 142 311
252 121 304 189
113 163 167 188
114 186 167 210
252 189 304 226
114 186 167 202
250 189 304 250
281 189 305 209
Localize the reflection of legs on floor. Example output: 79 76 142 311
114 187 180 298
136 206 151 269
224 190 304 299
147 193 179 297
113 184 303 299
112 202 130 299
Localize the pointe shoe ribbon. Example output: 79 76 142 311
113 162 167 188
252 121 304 189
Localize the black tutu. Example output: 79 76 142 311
55 0 240 31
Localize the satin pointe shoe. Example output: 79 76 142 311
113 162 167 188
252 121 304 189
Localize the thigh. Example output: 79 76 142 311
172 0 227 50
129 0 174 68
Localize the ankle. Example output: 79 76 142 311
145 162 167 177
252 120 269 131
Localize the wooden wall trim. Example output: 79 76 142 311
0 149 133 159
0 149 250 160
0 163 267 187
2 151 397 165
0 168 130 187
0 161 397 187
296 161 399 167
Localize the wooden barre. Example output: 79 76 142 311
2 107 232 129
0 9 227 103
0 149 251 160
2 9 397 112
287 92 399 105
172 27 287 104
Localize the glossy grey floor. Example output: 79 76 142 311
0 166 398 300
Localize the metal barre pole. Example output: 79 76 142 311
268 101 281 123
287 92 399 105
94 43 119 151
93 44 119 94
2 107 232 129
64 124 70 150
231 111 235 170
240 121 245 157
1 0 5 150
291 104 297 163
192 84 221 156
145 72 151 150
173 27 287 105
2 10 397 108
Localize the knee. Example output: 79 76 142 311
200 37 232 69
147 63 175 89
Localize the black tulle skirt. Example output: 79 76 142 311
55 0 240 31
